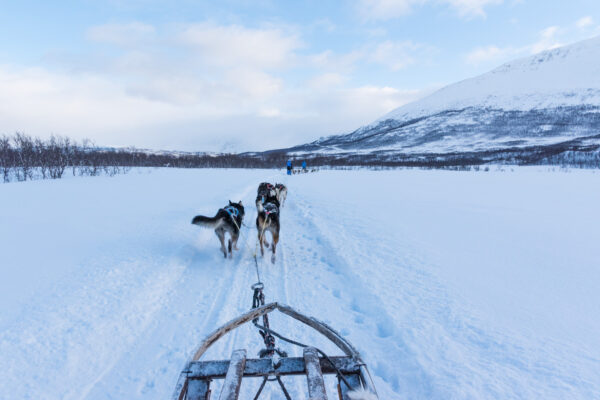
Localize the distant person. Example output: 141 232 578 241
286 159 292 175
302 160 307 172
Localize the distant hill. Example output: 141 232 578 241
281 36 600 167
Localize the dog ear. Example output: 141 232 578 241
238 200 242 205
229 200 233 205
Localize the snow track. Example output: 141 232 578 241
1 168 599 399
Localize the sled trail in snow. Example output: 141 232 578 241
1 168 599 400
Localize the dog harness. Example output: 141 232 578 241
264 203 278 217
224 206 239 218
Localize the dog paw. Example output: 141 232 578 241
271 254 276 263
264 242 270 249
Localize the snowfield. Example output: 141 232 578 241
1 168 599 399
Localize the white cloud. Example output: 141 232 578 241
576 16 594 29
1 20 432 151
465 23 577 67
307 73 346 89
0 67 183 143
444 0 503 18
86 22 156 46
465 45 518 65
357 0 503 20
357 0 417 20
0 65 425 152
309 49 363 73
178 23 302 70
310 40 431 73
370 40 421 70
530 26 562 54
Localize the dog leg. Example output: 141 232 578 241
258 232 265 256
271 231 279 263
216 229 226 258
228 238 232 258
232 232 240 250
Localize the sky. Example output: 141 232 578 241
1 0 600 152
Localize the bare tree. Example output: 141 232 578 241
34 137 49 179
13 133 35 181
0 135 13 182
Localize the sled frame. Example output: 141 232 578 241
172 302 378 400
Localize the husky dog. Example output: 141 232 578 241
256 200 280 263
256 182 277 212
191 200 245 258
274 183 287 207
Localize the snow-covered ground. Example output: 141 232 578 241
1 168 599 399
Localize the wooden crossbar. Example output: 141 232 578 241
185 355 359 379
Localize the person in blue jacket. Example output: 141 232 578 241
286 159 292 175
302 160 307 172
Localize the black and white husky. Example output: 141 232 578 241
256 199 280 263
256 182 277 212
274 183 287 207
191 200 245 258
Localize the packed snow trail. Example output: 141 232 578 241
1 168 599 399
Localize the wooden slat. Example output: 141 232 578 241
218 349 246 400
186 356 359 379
339 373 361 400
186 379 210 400
304 347 327 400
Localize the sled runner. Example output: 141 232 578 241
172 301 378 400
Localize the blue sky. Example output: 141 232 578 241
1 0 599 151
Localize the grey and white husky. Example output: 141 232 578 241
255 182 277 212
256 199 280 263
191 200 245 258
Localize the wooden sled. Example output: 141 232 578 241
173 302 378 400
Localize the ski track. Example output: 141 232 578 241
84 179 266 399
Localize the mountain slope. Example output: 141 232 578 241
289 36 600 158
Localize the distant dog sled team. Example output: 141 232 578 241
191 181 287 263
287 159 317 174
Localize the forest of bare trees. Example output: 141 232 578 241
0 133 291 183
0 133 128 183
1 131 598 184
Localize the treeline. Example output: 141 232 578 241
0 133 292 183
0 133 133 183
2 132 599 184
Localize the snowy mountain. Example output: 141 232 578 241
286 36 600 162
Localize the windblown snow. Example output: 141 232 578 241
1 168 599 399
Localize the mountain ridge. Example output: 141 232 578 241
283 35 600 162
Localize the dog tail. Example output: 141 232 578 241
191 215 221 228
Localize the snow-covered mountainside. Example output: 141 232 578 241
291 36 600 156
